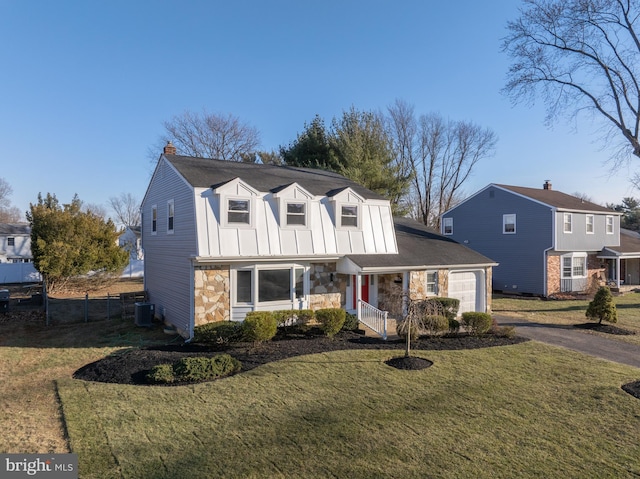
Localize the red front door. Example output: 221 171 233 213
352 275 370 306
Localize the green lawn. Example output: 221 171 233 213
493 292 640 344
58 342 640 479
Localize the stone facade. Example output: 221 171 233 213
308 262 345 309
194 265 230 325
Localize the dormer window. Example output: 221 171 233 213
340 205 359 227
227 199 250 224
286 202 306 226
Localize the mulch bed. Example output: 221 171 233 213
74 330 528 386
574 322 637 336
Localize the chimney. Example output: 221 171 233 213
163 141 177 155
543 180 552 190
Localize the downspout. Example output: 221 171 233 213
185 260 195 343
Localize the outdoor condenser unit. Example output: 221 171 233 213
134 302 154 327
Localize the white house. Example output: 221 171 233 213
141 143 496 339
0 224 41 283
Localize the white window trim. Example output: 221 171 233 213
606 215 614 234
442 217 453 235
232 264 309 307
151 204 158 235
561 252 587 279
223 196 254 228
426 271 438 296
563 213 572 233
586 214 594 234
338 203 361 230
282 200 309 228
167 199 175 234
503 214 516 234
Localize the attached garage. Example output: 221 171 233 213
449 270 484 315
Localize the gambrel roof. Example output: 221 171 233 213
166 154 386 200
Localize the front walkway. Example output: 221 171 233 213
495 315 640 369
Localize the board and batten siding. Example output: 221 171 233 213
193 186 397 258
555 211 620 251
444 185 553 296
142 159 198 335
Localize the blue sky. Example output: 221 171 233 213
1 0 635 219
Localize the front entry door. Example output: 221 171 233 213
352 275 370 306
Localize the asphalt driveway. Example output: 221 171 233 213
495 315 640 369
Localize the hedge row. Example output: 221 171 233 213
146 354 241 384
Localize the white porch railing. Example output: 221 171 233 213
357 299 388 340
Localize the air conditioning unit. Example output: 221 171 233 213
134 302 154 327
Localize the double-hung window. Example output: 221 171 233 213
227 199 250 225
563 213 572 233
503 214 516 234
606 215 614 234
426 271 438 295
286 202 306 226
7 237 15 246
442 217 453 235
167 200 174 233
151 205 157 234
340 205 358 227
586 215 594 234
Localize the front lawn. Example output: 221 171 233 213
58 342 640 478
493 292 640 344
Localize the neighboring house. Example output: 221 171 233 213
0 223 41 283
599 228 640 288
141 144 496 339
441 181 634 297
119 226 143 260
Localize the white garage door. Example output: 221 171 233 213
449 271 480 315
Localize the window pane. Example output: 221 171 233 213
341 205 358 227
573 257 585 276
228 200 250 224
562 257 572 277
295 268 304 298
287 203 306 225
443 218 453 234
426 272 437 294
258 269 291 302
237 270 252 303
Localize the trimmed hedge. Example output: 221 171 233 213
146 354 241 384
315 308 346 337
461 312 492 336
422 314 449 336
342 312 359 331
241 312 278 342
193 321 241 344
432 297 460 321
272 309 315 328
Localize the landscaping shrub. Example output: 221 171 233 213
241 312 278 342
145 354 241 384
586 286 618 324
172 354 241 382
315 308 346 337
432 297 460 321
422 314 449 336
273 309 315 328
460 312 492 335
193 321 241 344
146 364 175 384
448 318 460 334
341 312 359 331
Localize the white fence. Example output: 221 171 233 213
0 263 41 284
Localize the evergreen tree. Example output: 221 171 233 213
27 193 129 293
586 286 618 325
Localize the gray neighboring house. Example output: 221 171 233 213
140 143 496 339
441 181 636 297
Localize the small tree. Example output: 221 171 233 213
586 286 618 324
27 193 129 293
396 298 445 357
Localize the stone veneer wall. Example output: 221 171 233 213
308 262 346 310
194 265 230 326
